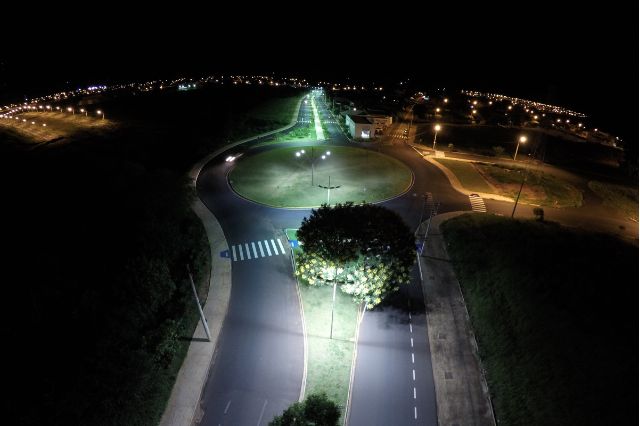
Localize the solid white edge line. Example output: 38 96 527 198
256 400 268 426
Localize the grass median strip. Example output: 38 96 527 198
288 229 359 423
476 163 582 207
435 158 494 193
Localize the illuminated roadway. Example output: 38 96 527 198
195 92 471 425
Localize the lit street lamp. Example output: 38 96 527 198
432 124 441 150
80 108 87 116
67 107 74 115
96 109 104 120
296 147 329 186
514 135 527 160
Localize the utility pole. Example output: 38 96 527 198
329 280 337 339
187 264 211 341
511 171 528 218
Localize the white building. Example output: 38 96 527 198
346 114 374 140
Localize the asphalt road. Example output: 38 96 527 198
195 102 314 425
196 92 472 426
194 90 637 426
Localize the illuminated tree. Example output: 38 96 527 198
296 203 414 309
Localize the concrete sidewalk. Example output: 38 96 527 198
419 212 496 426
159 96 305 426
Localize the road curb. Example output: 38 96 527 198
287 234 309 402
159 94 306 426
419 152 514 202
344 304 365 426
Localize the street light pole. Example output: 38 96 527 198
329 280 337 339
511 172 527 218
514 135 527 160
432 124 441 150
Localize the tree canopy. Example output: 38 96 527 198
295 203 415 308
269 393 340 426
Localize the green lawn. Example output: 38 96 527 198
441 214 637 426
229 146 413 207
290 237 359 424
588 180 638 221
476 163 583 207
435 159 493 193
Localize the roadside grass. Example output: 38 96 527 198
441 214 637 426
2 87 301 426
289 230 358 424
229 146 412 207
434 159 493 193
246 96 301 125
588 180 638 221
476 163 583 207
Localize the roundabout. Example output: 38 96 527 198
228 145 413 207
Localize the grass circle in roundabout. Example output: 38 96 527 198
228 145 413 208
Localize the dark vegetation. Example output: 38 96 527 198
269 393 341 426
1 85 301 425
442 214 637 426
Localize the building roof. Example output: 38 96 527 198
347 114 372 124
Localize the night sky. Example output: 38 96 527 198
1 5 636 140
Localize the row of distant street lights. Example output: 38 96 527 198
0 105 106 130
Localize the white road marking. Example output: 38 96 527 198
224 400 231 414
412 369 416 381
412 353 415 364
270 239 278 254
258 241 265 257
411 337 414 348
245 243 251 259
264 240 272 256
413 387 416 399
409 323 413 333
409 312 412 320
256 400 268 426
277 238 286 255
414 406 417 419
238 245 244 261
252 242 258 258
469 195 487 212
232 245 237 261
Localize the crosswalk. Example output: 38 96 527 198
469 194 487 212
230 237 288 262
390 132 409 139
